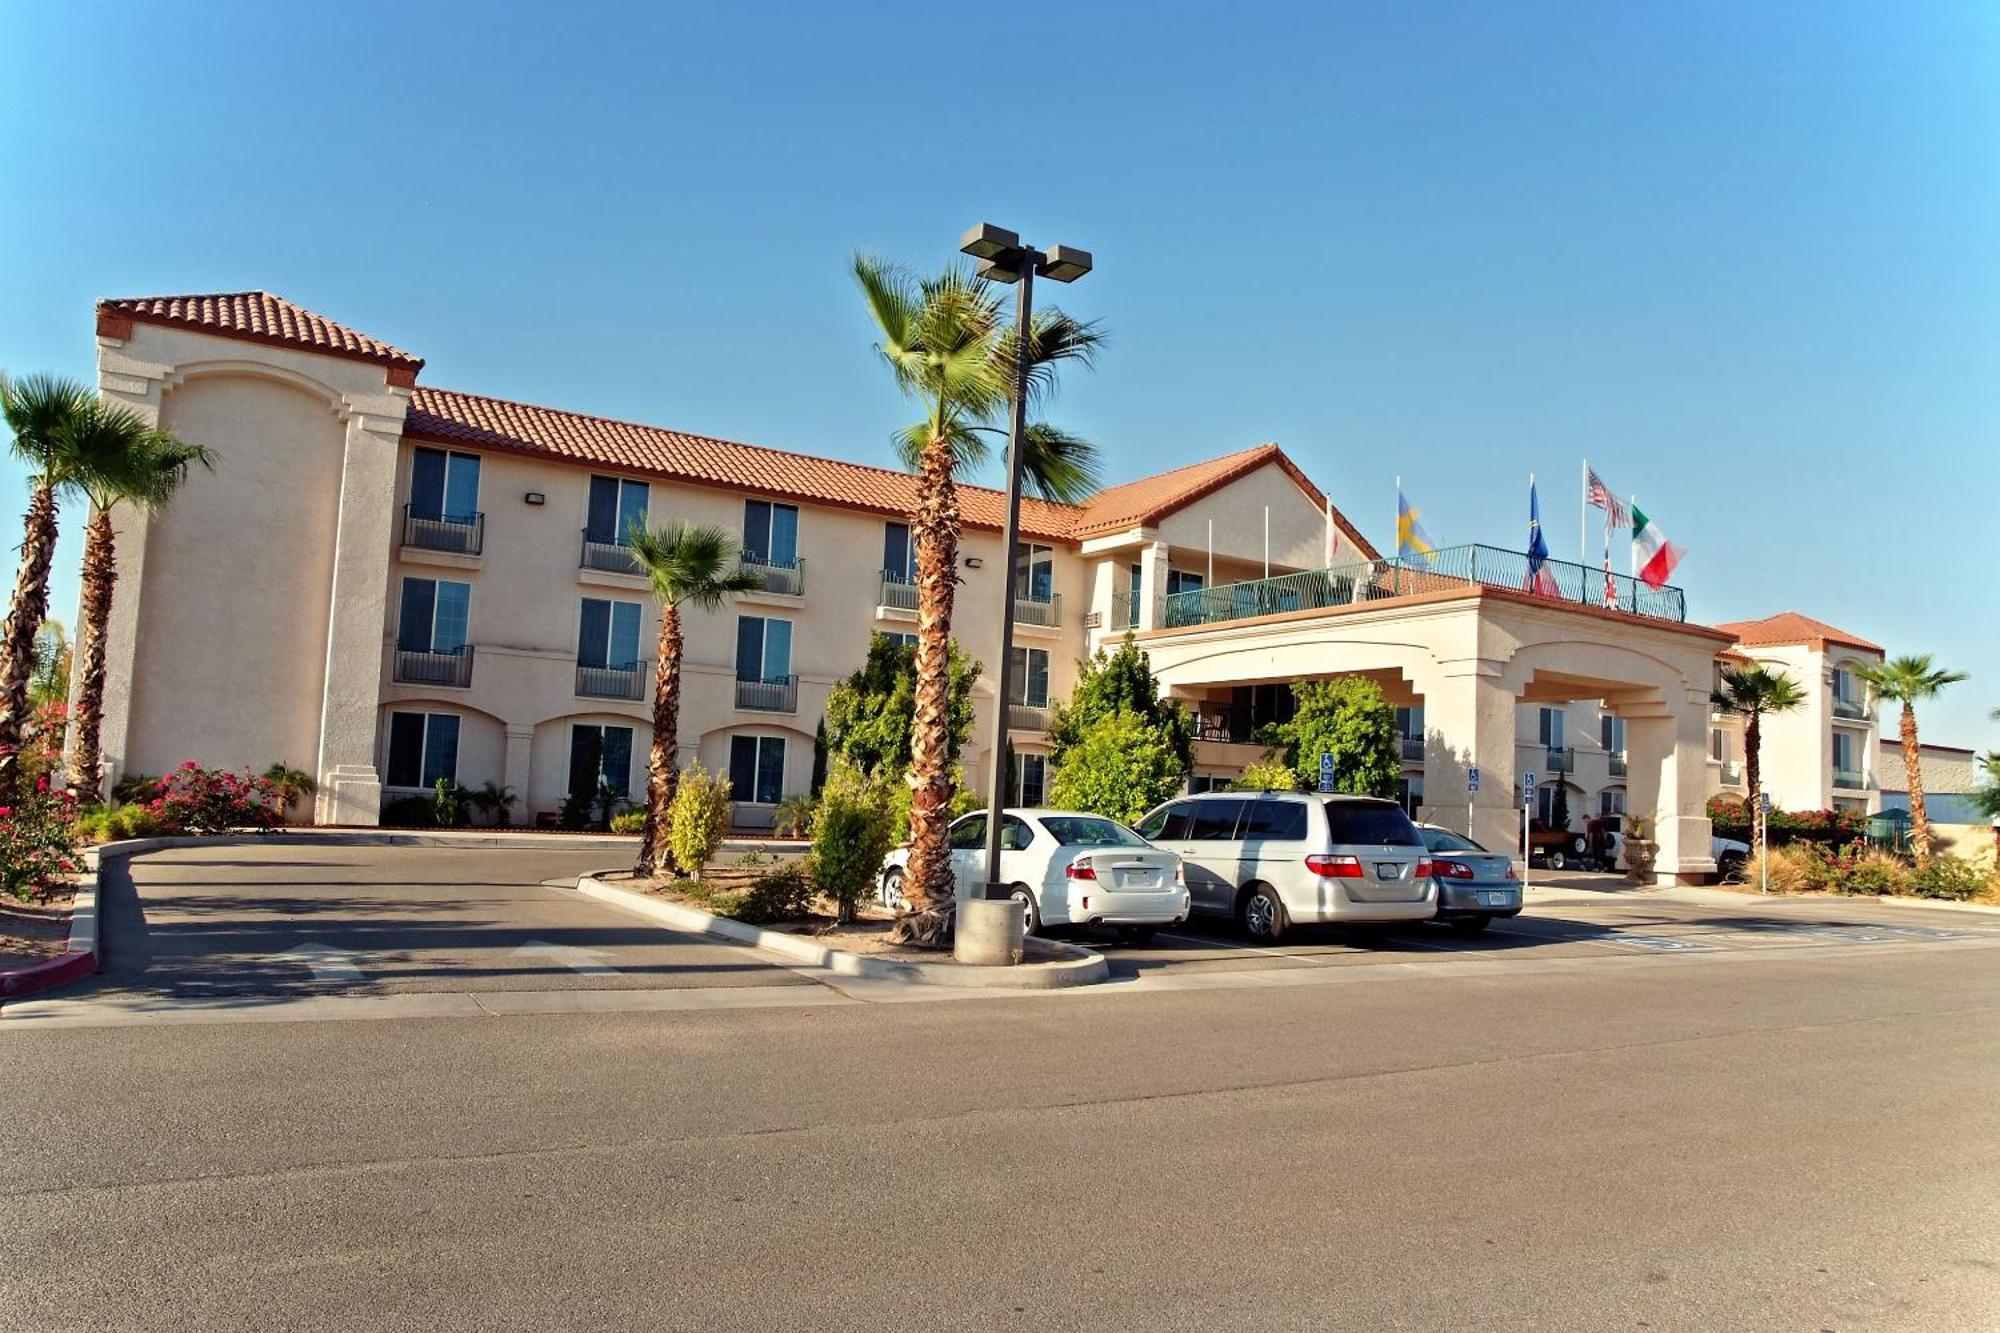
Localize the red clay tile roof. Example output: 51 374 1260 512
98 292 425 375
1072 442 1379 558
404 385 1079 541
1714 611 1882 654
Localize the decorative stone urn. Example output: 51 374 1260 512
1623 818 1657 884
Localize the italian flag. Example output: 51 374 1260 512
1632 505 1684 590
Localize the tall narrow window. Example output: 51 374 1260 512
1125 563 1142 626
729 735 787 805
586 476 649 544
568 723 635 799
735 616 793 683
1600 713 1626 754
410 447 481 521
578 598 643 669
386 711 460 789
1008 646 1050 708
1013 543 1054 602
744 500 799 566
1538 707 1565 749
398 577 471 653
1167 569 1205 596
1015 753 1047 806
883 521 916 581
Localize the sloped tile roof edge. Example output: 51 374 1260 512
1715 611 1883 654
97 292 425 376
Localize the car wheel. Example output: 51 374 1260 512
1547 850 1567 871
1449 914 1492 935
1718 852 1747 884
1239 884 1285 942
881 867 908 912
1009 884 1041 934
1115 925 1158 945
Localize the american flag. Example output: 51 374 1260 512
1585 466 1629 527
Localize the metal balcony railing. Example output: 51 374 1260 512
394 645 473 687
1832 697 1869 721
1545 746 1576 774
577 661 647 701
1719 760 1744 785
1008 702 1051 733
1014 590 1062 629
1109 590 1141 630
1161 544 1688 630
743 553 804 596
878 571 919 612
1609 753 1628 778
1400 734 1425 761
402 506 484 555
735 674 798 713
1832 768 1870 791
580 531 642 576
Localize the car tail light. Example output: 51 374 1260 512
1304 853 1363 878
1415 859 1434 878
1433 860 1475 879
1174 861 1185 885
1502 862 1519 880
1065 860 1097 881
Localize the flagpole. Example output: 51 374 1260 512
1628 495 1637 579
1262 505 1270 580
1394 475 1402 566
1579 457 1589 566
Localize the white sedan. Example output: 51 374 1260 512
878 808 1189 941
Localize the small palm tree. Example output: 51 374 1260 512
262 763 317 822
468 780 519 827
1855 654 1967 865
627 521 762 875
853 256 1103 945
1711 664 1807 865
68 418 212 795
28 619 70 709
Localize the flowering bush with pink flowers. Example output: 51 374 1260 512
2 776 82 902
140 762 282 836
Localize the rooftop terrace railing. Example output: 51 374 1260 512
1161 544 1687 631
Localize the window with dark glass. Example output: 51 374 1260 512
728 734 787 805
1189 798 1248 841
1241 799 1308 840
744 500 799 565
410 447 480 521
586 476 649 543
1013 542 1054 602
883 521 916 581
578 598 643 669
1007 646 1050 708
1167 569 1205 596
568 724 634 799
386 711 459 789
397 577 471 653
1014 753 1046 806
735 615 793 683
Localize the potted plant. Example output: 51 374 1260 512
1623 815 1656 883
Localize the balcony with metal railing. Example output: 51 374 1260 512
580 531 642 576
1109 589 1142 631
1014 590 1062 629
1400 734 1425 761
1719 760 1744 786
1609 753 1628 778
402 506 484 556
394 645 474 688
1161 545 1688 630
1545 746 1576 774
1832 696 1870 722
743 553 805 597
1832 767 1871 791
577 661 647 701
878 571 919 613
735 674 798 713
1008 701 1051 733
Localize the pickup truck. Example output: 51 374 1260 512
1521 819 1587 870
1584 829 1749 880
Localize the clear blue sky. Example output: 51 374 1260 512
3 1 1995 747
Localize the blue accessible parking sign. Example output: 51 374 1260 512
1318 752 1336 793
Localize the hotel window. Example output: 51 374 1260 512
1395 705 1424 739
1832 731 1857 775
729 735 787 805
1125 563 1143 626
585 476 649 544
1008 645 1050 708
1014 752 1047 807
1599 713 1625 754
1537 784 1562 826
1397 775 1424 819
1711 728 1728 761
744 499 799 566
878 631 918 651
883 521 916 582
735 615 793 683
1014 542 1054 602
397 577 471 653
1832 667 1858 704
568 723 634 799
578 598 643 669
1537 707 1565 749
1600 787 1627 817
1167 569 1205 596
409 447 480 521
385 711 459 789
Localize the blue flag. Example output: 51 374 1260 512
1526 479 1560 596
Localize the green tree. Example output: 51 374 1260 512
28 619 69 709
668 761 732 879
262 762 317 822
627 521 762 874
1228 757 1302 792
1271 677 1400 797
1711 663 1807 865
854 255 1103 946
1045 709 1185 826
1549 781 1572 833
1854 654 1968 865
811 763 898 923
1049 634 1191 771
822 632 979 777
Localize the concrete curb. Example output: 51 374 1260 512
1526 880 2000 918
576 874 1111 989
0 866 101 1001
81 829 805 858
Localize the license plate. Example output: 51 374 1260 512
1375 863 1402 880
1116 870 1159 889
1481 890 1511 907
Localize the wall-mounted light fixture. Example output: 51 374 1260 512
525 492 546 506
963 556 984 569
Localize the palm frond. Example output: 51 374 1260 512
1712 664 1807 715
1 372 95 478
1018 422 1102 505
627 520 764 610
1854 654 1969 704
999 309 1107 410
894 418 990 476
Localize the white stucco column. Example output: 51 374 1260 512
1414 659 1519 855
314 401 408 825
502 726 534 815
1136 540 1170 631
1623 688 1715 885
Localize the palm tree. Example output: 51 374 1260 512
853 256 1104 946
68 420 212 795
262 762 317 823
1711 664 1807 864
627 521 762 875
28 619 70 709
1855 654 1967 865
0 373 94 794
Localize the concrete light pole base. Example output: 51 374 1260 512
953 898 1026 966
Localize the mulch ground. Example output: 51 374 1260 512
0 888 78 973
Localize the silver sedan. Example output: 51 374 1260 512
1415 824 1523 934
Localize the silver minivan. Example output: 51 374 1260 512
1133 792 1436 941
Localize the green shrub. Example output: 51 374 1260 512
811 765 897 922
111 772 161 804
1047 708 1185 825
1835 852 1901 897
1271 677 1401 798
731 863 818 924
110 804 168 839
1229 757 1302 792
75 806 115 844
668 762 732 877
608 809 646 835
1907 856 1985 901
381 795 438 828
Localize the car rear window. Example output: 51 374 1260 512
1323 802 1421 846
1040 816 1146 848
1241 800 1308 840
1420 827 1484 853
1188 798 1248 840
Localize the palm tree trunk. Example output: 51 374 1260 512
637 603 683 876
1745 711 1763 864
69 507 116 797
891 438 962 948
1900 702 1931 866
0 482 60 797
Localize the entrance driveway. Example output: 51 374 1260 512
53 842 813 1004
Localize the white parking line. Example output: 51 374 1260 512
1153 931 1364 966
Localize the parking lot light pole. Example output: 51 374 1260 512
958 222 1092 904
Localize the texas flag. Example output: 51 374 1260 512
1632 505 1685 590
1525 479 1561 597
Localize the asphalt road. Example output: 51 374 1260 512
3 844 1998 1331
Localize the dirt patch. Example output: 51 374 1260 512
0 888 78 973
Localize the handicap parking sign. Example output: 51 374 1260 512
1467 766 1480 793
1522 770 1536 806
1317 751 1336 793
